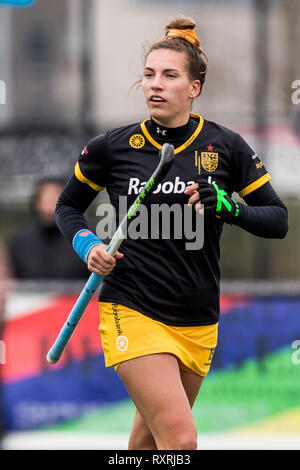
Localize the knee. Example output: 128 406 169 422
128 416 157 450
156 423 198 450
173 429 198 450
128 429 156 450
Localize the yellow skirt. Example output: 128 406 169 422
99 302 218 377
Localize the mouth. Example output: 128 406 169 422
149 95 167 104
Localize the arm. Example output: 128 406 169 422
236 182 288 238
55 175 96 243
185 181 288 239
55 175 123 275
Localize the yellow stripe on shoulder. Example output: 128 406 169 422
74 162 104 192
239 173 271 198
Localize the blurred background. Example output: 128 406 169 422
0 0 300 450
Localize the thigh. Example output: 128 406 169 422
117 353 197 448
128 408 157 450
180 369 205 408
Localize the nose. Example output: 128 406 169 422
150 74 163 90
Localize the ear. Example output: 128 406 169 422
189 80 201 99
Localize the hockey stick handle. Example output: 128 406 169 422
46 143 175 364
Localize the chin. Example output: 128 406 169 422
150 110 170 124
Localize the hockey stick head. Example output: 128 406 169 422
139 143 175 204
149 143 175 187
160 142 175 161
158 143 175 177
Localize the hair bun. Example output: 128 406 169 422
165 17 200 48
165 17 196 32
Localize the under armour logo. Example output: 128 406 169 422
156 127 167 136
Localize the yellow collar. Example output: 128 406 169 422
140 114 204 155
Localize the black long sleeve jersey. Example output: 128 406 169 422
55 114 288 326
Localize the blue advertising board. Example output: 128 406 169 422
0 0 36 6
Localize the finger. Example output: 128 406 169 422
184 183 199 195
92 248 117 266
89 253 115 270
88 263 111 276
89 254 116 273
187 192 200 207
114 251 124 259
90 254 117 275
194 201 204 215
99 249 117 264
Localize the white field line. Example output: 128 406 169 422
2 432 300 450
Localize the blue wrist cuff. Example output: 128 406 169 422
72 229 104 263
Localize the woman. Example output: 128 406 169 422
55 18 288 450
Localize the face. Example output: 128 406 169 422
35 183 63 226
142 48 200 128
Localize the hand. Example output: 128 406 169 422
184 182 204 214
87 244 124 276
185 181 239 220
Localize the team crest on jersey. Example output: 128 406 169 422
129 134 145 149
201 152 219 172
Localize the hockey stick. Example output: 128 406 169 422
47 143 175 364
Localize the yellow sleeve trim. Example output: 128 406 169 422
239 173 271 198
74 162 104 192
